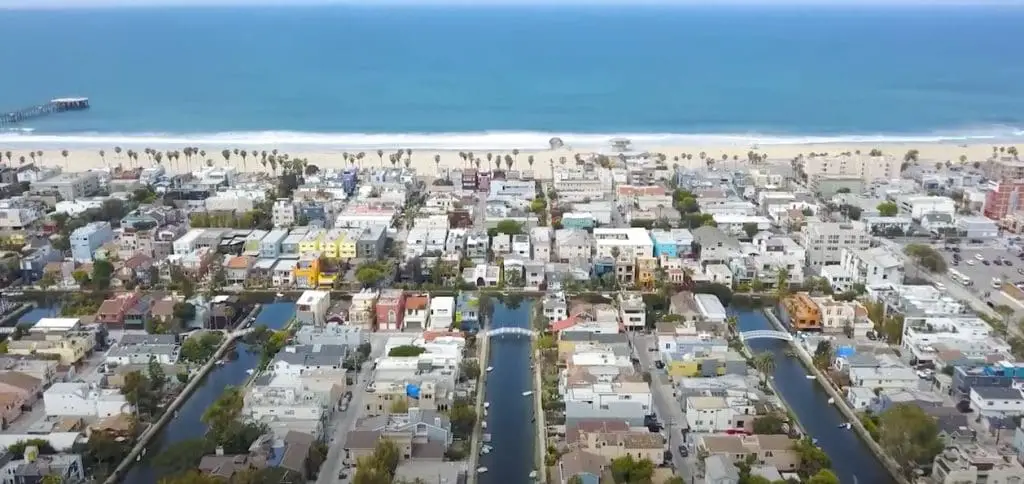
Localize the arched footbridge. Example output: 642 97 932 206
739 330 793 342
482 327 537 338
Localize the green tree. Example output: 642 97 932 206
877 404 943 478
495 219 525 235
179 332 224 364
355 262 387 287
806 469 840 484
390 399 409 414
388 345 426 357
153 438 214 475
752 352 776 385
202 387 244 445
876 201 899 217
91 259 114 290
609 454 654 483
742 222 759 239
40 476 63 484
459 360 481 380
353 439 401 484
752 412 787 434
793 438 831 477
121 370 159 418
903 244 948 273
448 400 477 439
147 355 167 392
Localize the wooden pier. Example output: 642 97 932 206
1 97 90 127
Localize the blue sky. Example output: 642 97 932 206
2 0 1022 9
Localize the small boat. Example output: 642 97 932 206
529 470 538 479
838 422 852 429
805 375 816 379
522 390 533 396
245 369 254 375
482 421 488 429
275 292 285 298
486 366 494 372
477 467 488 474
827 397 835 404
484 402 490 409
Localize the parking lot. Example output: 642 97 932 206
942 247 1023 289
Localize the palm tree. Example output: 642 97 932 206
3 151 10 164
486 153 493 166
261 158 268 172
268 155 277 175
389 154 398 168
154 151 163 166
405 148 412 161
377 149 384 166
434 156 441 175
726 315 738 331
474 159 481 170
60 149 69 168
98 149 106 167
504 154 513 171
775 268 790 297
752 352 776 385
512 148 520 164
29 151 36 165
221 149 231 165
240 149 248 170
36 150 43 164
959 154 968 165
18 156 25 165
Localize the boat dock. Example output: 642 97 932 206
1 98 90 127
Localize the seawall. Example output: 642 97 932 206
103 305 263 484
0 303 35 328
467 324 492 484
761 309 909 484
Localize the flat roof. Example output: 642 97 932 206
31 318 80 331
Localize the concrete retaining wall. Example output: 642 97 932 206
761 309 909 484
533 349 545 483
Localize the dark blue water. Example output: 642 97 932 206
2 5 1024 148
479 299 534 484
17 306 59 325
737 310 895 484
126 302 295 482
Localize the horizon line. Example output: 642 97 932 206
3 0 1024 10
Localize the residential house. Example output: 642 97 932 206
555 229 593 263
343 407 453 462
567 420 665 464
697 434 799 472
779 293 822 331
531 227 553 262
42 382 130 418
404 295 430 332
375 289 406 331
428 296 455 331
296 290 331 327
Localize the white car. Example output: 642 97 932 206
967 260 976 266
975 254 985 261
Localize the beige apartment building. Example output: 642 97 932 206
697 434 800 472
568 420 666 464
801 154 898 182
363 380 450 416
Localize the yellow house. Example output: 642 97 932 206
293 255 321 288
298 229 325 256
321 230 344 259
337 232 358 259
666 352 744 379
7 335 91 365
636 256 658 289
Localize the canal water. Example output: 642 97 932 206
736 310 895 484
478 299 535 484
125 302 296 482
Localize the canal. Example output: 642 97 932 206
125 302 296 482
736 310 894 484
478 299 535 484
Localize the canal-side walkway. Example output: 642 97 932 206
467 320 492 484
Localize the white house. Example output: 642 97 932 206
839 246 904 287
428 296 455 331
593 228 654 260
684 395 756 433
43 382 129 418
105 334 180 365
897 195 956 220
511 234 532 259
530 227 553 262
969 387 1024 417
296 290 331 327
271 344 347 377
404 294 430 331
848 366 918 390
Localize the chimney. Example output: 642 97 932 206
215 446 224 456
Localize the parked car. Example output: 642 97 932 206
678 445 689 457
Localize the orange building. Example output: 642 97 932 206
780 293 822 330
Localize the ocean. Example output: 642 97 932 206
2 4 1024 149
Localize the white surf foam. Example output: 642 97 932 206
0 127 1022 150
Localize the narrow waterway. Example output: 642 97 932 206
126 302 296 482
736 310 894 484
478 299 535 484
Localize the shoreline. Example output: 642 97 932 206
0 141 1010 179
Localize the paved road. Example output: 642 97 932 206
317 333 388 484
630 333 701 484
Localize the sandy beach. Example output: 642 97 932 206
0 142 1012 178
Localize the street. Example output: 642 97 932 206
316 333 389 484
630 333 700 484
